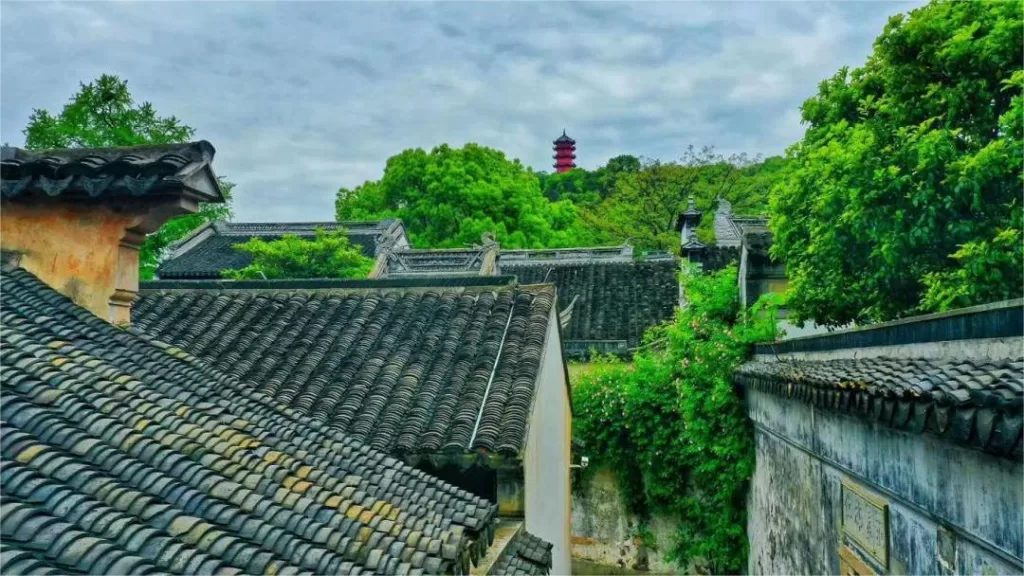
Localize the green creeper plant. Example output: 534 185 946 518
224 228 374 280
573 265 781 574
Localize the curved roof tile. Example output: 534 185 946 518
0 264 553 574
132 282 556 456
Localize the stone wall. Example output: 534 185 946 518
571 467 679 574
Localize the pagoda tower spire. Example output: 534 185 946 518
552 129 576 173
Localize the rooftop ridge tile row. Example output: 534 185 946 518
735 356 1024 457
1 141 217 200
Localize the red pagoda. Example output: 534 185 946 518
553 130 576 173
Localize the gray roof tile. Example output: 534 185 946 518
735 356 1024 457
0 264 552 574
489 530 552 576
501 254 677 351
133 281 556 455
1 141 220 202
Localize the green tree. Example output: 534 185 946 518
539 154 642 206
225 228 374 280
22 74 234 279
771 0 1023 326
573 265 781 573
605 154 642 175
592 147 767 251
336 143 599 248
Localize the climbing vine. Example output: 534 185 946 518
573 265 781 574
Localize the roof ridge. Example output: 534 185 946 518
141 275 522 292
5 139 215 160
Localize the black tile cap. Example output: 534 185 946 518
736 356 1024 458
2 141 218 201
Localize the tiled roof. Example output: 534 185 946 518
1 141 222 202
702 245 741 273
500 252 678 351
711 198 767 248
741 224 773 255
156 220 403 279
132 280 556 457
0 264 547 574
489 531 552 576
735 357 1024 458
552 131 575 145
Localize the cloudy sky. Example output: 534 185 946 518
2 1 921 221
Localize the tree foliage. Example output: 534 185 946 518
771 0 1023 326
337 142 779 254
583 148 776 252
225 228 374 280
538 154 641 206
21 74 234 279
336 143 600 249
573 265 781 573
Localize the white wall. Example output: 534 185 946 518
524 306 572 574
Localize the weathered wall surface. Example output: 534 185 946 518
1 202 135 321
524 306 572 575
571 467 679 574
748 389 1023 575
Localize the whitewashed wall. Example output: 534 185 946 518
524 306 572 574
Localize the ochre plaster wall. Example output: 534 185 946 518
2 202 137 322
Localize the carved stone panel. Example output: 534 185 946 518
840 479 889 571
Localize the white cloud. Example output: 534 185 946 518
1 0 924 221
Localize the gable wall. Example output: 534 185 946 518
524 305 572 575
1 201 137 322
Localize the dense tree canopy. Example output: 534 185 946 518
538 153 641 206
581 148 779 252
336 143 600 248
22 74 234 279
225 228 374 280
338 142 780 254
771 0 1023 326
